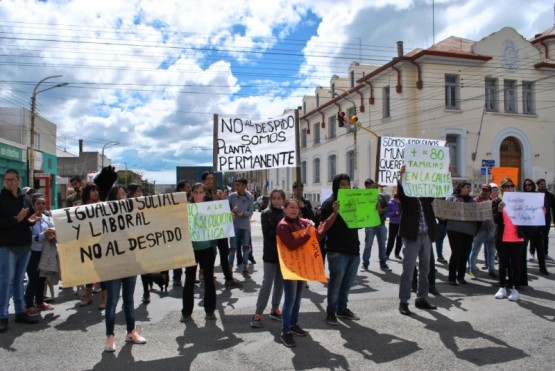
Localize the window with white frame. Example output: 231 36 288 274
313 123 320 145
328 115 336 139
383 86 390 118
446 134 461 177
33 132 40 150
504 79 517 113
522 81 535 114
301 128 307 148
346 150 355 180
445 74 460 109
301 161 307 184
485 78 498 112
313 158 321 183
328 154 337 182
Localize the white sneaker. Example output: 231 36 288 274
508 288 520 302
494 287 507 299
545 255 554 262
528 253 535 262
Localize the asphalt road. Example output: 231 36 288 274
1 213 554 370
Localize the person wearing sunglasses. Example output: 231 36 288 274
492 177 525 301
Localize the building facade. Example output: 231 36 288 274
270 26 555 206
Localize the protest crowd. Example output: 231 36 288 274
0 164 554 352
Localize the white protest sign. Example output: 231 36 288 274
188 200 235 241
501 192 545 226
217 114 297 171
378 136 446 186
402 143 452 197
51 193 195 287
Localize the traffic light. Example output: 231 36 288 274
337 111 345 127
350 115 358 125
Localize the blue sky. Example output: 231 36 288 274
0 0 552 183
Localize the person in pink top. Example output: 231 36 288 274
492 178 525 301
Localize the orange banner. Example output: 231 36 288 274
491 167 519 187
277 226 327 283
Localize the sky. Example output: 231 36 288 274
0 0 552 184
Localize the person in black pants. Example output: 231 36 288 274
445 182 479 285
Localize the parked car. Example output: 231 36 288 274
253 196 269 212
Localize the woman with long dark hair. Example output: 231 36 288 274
446 182 479 285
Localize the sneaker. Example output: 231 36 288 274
429 286 440 296
26 307 41 317
468 270 477 280
142 295 150 304
360 265 369 272
380 264 392 272
290 324 308 336
494 287 507 299
280 332 296 347
250 314 262 328
242 267 251 278
437 257 447 264
545 255 554 261
269 309 282 321
125 330 146 344
528 253 535 262
539 268 550 276
180 314 191 323
104 335 116 352
205 312 217 320
488 271 499 279
399 302 411 316
35 303 54 311
508 288 520 302
336 308 360 320
326 313 340 326
14 312 39 324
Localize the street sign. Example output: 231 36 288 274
481 167 492 176
482 159 495 168
34 173 50 178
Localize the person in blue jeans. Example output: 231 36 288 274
319 174 361 326
276 198 324 347
361 178 391 271
468 184 497 279
104 186 146 352
228 178 254 278
0 169 41 333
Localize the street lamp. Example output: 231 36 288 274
101 141 119 168
29 75 69 186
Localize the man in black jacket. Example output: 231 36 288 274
397 166 439 316
0 169 41 332
537 179 555 261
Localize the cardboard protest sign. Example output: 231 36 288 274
433 199 493 221
188 200 235 241
217 114 297 171
51 193 195 287
491 167 519 188
402 143 452 197
501 192 545 226
378 136 446 186
337 189 380 228
277 226 327 282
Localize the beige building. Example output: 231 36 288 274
269 26 555 205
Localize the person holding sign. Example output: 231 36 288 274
319 174 361 326
250 189 285 328
181 183 218 322
397 166 439 316
276 198 324 347
445 182 479 286
103 185 146 353
492 178 525 301
522 179 548 277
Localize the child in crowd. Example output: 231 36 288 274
276 198 324 347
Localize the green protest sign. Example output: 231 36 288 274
337 189 381 228
402 143 452 197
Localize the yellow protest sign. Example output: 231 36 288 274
491 167 519 187
51 192 195 287
337 189 380 228
277 226 327 283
